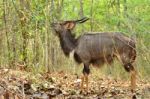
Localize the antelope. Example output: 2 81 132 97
51 17 137 92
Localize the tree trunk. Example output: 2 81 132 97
90 0 93 31
117 0 121 29
3 0 11 67
123 0 128 17
19 0 29 66
34 21 40 67
79 0 84 32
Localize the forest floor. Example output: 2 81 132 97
0 68 150 99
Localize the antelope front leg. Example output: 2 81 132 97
85 74 89 91
80 74 89 92
81 63 90 92
80 75 85 91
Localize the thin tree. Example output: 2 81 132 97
123 0 128 17
79 0 84 32
117 0 121 29
19 0 30 66
3 0 11 66
90 0 93 31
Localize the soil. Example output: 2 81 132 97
0 68 149 99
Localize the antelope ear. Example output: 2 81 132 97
63 22 76 30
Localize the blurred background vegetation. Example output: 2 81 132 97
0 0 149 80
